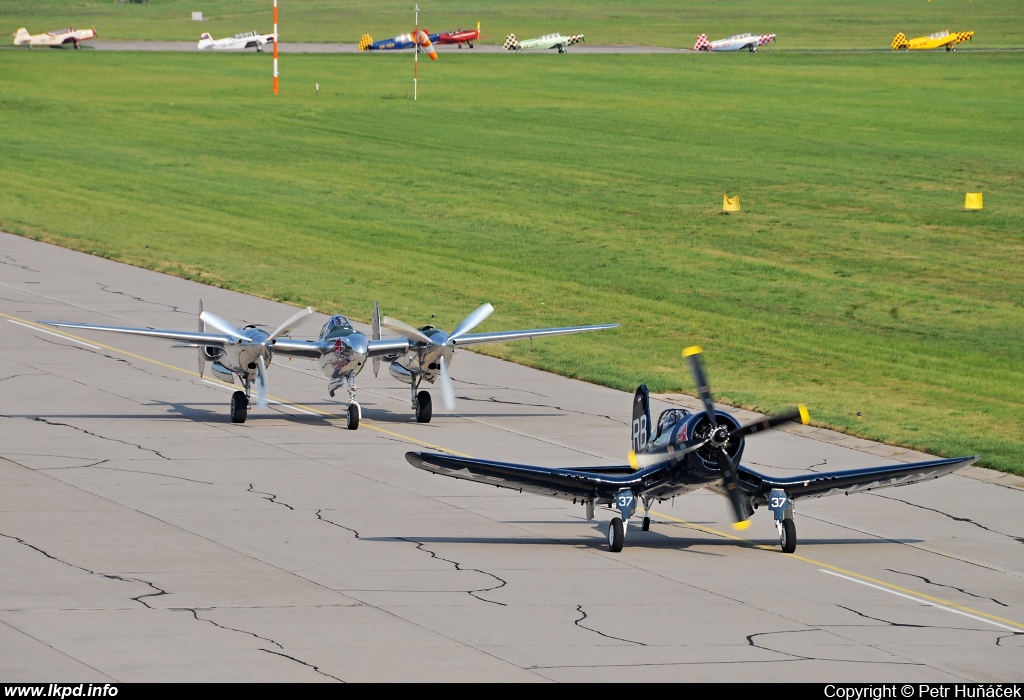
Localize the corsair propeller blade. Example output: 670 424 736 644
199 310 249 342
731 405 809 439
718 446 750 530
683 346 717 428
381 316 434 345
448 303 494 343
255 355 268 410
628 439 711 471
438 355 456 411
267 306 315 342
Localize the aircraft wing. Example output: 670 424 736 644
449 323 619 346
41 321 234 346
737 456 977 502
367 337 410 358
406 451 640 503
269 338 325 359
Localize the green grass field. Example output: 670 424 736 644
1 0 1023 48
1 50 1022 473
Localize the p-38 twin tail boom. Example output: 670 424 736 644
407 346 976 553
44 303 617 430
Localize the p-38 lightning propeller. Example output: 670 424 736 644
43 302 617 429
406 346 977 553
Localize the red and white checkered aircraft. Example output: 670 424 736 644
694 32 776 52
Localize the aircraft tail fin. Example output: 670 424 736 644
694 34 712 51
200 32 212 40
358 33 373 51
13 27 30 44
503 33 520 51
891 32 908 50
630 385 652 454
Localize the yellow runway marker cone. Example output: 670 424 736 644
965 192 983 210
722 195 740 213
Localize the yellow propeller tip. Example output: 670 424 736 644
628 451 639 470
798 404 810 425
682 345 703 358
733 520 751 531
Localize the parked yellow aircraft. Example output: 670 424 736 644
891 30 973 51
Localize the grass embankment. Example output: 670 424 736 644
1 0 1022 48
0 51 1022 472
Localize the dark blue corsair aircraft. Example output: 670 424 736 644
406 346 977 553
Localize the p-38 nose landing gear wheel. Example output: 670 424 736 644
347 403 360 430
415 391 432 423
230 391 248 424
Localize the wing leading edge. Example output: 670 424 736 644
406 452 638 502
407 451 977 506
736 455 977 502
41 321 233 346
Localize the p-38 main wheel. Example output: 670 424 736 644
607 517 624 552
416 390 432 423
780 517 797 553
230 391 248 424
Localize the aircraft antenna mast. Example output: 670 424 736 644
273 0 279 95
414 4 419 101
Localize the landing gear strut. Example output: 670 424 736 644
769 488 797 553
330 376 362 430
607 488 636 552
641 496 652 531
411 375 432 423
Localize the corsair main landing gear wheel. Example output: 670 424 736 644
642 516 650 532
780 517 797 553
607 517 624 552
230 391 248 424
347 403 360 430
416 391 432 423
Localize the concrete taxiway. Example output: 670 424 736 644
0 232 1021 682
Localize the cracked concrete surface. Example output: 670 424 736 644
1 231 1022 681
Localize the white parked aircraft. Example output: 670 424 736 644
503 32 584 53
13 27 97 49
198 30 276 52
694 32 776 52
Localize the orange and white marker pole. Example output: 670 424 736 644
273 0 279 94
413 4 419 101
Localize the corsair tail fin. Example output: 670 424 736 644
358 33 373 51
631 385 652 454
694 33 711 51
503 33 520 51
891 32 908 50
